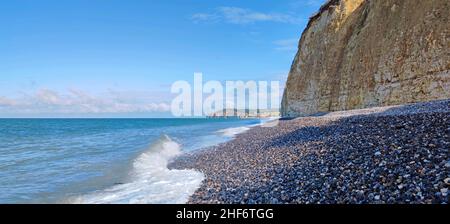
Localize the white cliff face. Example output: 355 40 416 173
282 0 450 117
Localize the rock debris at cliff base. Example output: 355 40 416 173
170 100 450 204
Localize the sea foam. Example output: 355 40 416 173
217 126 251 138
216 117 280 138
71 135 204 204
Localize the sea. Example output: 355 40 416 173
0 118 263 204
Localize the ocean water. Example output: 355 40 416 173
0 118 261 204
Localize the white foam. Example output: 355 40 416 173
71 135 204 204
217 118 281 138
217 126 251 138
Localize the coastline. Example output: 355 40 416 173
169 99 450 204
68 119 261 204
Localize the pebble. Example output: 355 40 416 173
440 188 448 197
445 178 450 186
169 99 450 204
270 198 280 204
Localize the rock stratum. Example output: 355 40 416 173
281 0 449 117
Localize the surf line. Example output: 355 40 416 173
176 208 211 222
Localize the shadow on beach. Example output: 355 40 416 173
171 99 449 204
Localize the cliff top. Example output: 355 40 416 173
308 0 342 24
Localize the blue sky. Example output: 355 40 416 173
0 0 324 117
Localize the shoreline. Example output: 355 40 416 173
169 99 450 204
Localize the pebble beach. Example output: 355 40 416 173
169 100 450 204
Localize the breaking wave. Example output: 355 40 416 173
71 135 204 204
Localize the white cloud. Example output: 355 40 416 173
36 89 67 105
191 13 220 23
192 7 303 25
273 38 299 51
0 88 172 115
0 96 17 107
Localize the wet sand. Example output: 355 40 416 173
169 100 450 204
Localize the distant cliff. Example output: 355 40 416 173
281 0 449 117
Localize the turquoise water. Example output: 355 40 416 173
0 118 260 204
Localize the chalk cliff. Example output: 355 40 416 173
281 0 449 117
